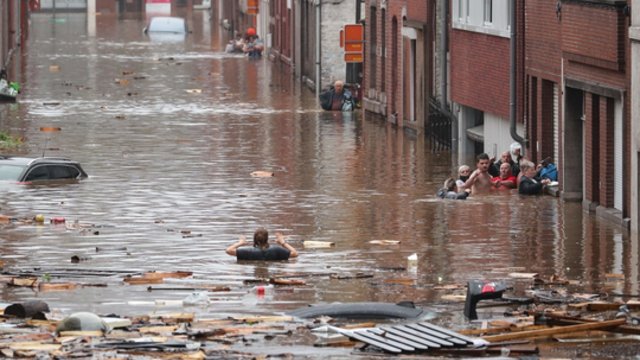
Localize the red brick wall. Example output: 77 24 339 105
585 94 599 203
406 0 428 23
450 30 511 118
599 97 615 207
562 2 624 71
525 0 562 80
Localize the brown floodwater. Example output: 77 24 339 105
0 7 638 359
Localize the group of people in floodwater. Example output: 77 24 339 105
225 27 264 58
438 143 558 200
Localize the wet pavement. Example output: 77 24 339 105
0 6 638 359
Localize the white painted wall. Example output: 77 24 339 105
484 112 524 159
320 0 356 87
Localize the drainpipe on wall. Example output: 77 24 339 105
315 0 321 95
510 0 526 150
440 0 447 108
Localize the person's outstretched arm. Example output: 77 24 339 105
226 235 248 256
275 232 298 258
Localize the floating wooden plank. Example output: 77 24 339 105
303 240 335 248
57 330 103 337
39 127 62 132
153 313 194 323
482 318 626 343
9 277 38 287
38 282 78 291
270 278 306 286
9 342 62 351
508 272 539 279
232 315 293 323
384 278 415 286
369 240 401 245
141 271 193 280
123 277 163 285
250 171 274 177
138 325 178 334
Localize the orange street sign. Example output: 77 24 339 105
344 24 364 53
344 52 363 63
247 0 259 14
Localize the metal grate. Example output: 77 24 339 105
330 321 480 354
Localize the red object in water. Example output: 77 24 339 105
481 282 496 293
50 217 65 224
256 286 265 296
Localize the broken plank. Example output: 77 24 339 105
303 241 335 248
482 318 626 343
138 325 178 334
269 278 306 286
508 272 539 279
124 277 164 285
57 330 104 337
8 277 38 287
9 342 62 351
38 282 78 291
231 315 294 323
141 271 193 280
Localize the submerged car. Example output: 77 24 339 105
143 16 188 42
0 156 88 183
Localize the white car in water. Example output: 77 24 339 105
143 16 188 42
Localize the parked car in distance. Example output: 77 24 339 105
0 156 88 184
143 16 188 42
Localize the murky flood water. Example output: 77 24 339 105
0 7 638 358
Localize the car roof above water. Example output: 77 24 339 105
147 16 187 33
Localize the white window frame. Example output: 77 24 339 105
484 0 493 25
452 0 510 38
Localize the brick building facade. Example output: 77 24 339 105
526 0 630 225
363 0 436 132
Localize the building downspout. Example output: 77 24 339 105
440 0 447 108
315 0 321 95
510 0 525 149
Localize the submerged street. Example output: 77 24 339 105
0 6 638 359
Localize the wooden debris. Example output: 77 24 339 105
368 240 401 245
270 278 306 286
124 276 164 285
152 313 195 324
383 278 415 286
440 294 467 302
9 277 38 287
482 318 626 343
39 282 78 291
303 240 335 248
232 315 294 323
508 272 539 279
49 65 60 72
147 285 231 292
39 127 62 132
141 271 193 280
250 171 274 177
57 330 104 337
329 272 373 280
8 342 62 351
138 325 178 334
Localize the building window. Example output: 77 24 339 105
484 0 492 24
452 0 509 37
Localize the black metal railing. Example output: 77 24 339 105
426 98 454 151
